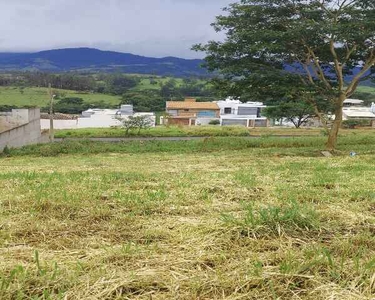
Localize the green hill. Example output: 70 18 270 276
0 86 121 108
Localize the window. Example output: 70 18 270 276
197 111 216 117
224 107 232 114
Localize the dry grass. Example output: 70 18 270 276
1 143 375 299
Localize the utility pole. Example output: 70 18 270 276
48 84 56 143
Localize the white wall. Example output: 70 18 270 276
0 109 44 152
77 116 122 128
41 114 156 130
196 118 219 126
41 119 78 130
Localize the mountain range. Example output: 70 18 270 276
0 48 207 77
0 48 373 85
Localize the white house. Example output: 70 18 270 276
215 98 269 127
342 102 375 121
343 99 365 107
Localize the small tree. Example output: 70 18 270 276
120 115 153 135
121 117 137 136
132 115 154 134
264 102 316 128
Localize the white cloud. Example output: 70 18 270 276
0 0 231 58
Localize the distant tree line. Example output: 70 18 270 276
122 78 218 112
0 72 139 93
0 72 219 113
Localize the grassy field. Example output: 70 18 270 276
0 86 121 107
130 77 209 92
131 77 184 91
54 125 374 139
356 85 375 94
1 135 375 299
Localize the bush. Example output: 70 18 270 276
1 145 10 156
208 119 220 125
120 115 154 135
342 119 370 129
53 97 88 114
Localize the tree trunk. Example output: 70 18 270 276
326 96 345 151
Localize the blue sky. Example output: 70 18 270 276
0 0 233 58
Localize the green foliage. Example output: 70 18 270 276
1 146 10 156
49 97 116 114
208 119 220 125
22 72 96 91
0 105 18 112
53 97 87 114
342 119 370 129
105 74 140 95
120 115 154 135
122 90 165 112
351 91 375 106
263 102 315 128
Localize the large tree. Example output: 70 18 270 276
194 0 375 150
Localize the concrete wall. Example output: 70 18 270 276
168 118 190 126
221 117 269 128
221 119 248 127
196 118 219 126
0 109 43 152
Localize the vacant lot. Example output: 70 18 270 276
1 136 375 299
0 86 120 107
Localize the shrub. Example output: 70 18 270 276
119 115 154 135
342 119 370 129
209 119 220 125
1 145 10 156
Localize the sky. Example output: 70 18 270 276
0 0 233 58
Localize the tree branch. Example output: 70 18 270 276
305 46 333 89
329 40 344 92
346 50 375 96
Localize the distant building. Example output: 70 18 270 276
40 105 155 130
342 102 375 124
343 99 365 107
166 98 220 126
215 98 269 127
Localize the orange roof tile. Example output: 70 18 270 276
166 101 219 110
